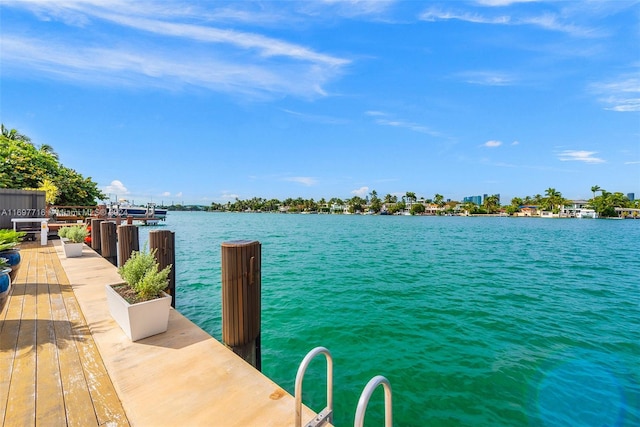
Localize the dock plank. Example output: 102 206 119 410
4 251 38 426
0 243 129 427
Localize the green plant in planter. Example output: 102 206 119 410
116 248 171 304
65 225 88 243
0 229 26 251
57 227 70 239
0 257 9 269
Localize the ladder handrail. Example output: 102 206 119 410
295 346 334 427
353 375 393 427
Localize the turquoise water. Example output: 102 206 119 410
139 212 640 426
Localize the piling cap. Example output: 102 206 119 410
221 240 260 247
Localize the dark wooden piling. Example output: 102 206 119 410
100 221 117 266
149 230 176 308
221 240 261 371
117 224 139 267
90 218 104 254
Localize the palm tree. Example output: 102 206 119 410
590 185 601 199
483 194 500 214
1 124 32 143
39 144 59 160
544 188 563 213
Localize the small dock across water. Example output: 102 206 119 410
1 242 321 426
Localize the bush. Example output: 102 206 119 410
0 229 26 251
117 248 171 302
66 225 88 243
57 227 69 238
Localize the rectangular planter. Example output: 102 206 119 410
105 284 171 341
62 241 84 258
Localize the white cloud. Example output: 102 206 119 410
624 161 640 165
511 140 520 145
103 179 129 195
220 192 240 200
483 140 503 148
457 71 515 86
161 191 171 197
351 186 369 197
371 115 442 137
284 176 317 186
1 2 350 99
557 150 605 164
175 192 183 198
475 0 538 6
420 8 510 25
419 6 598 38
590 76 640 112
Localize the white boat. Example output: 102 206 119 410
109 201 167 221
575 209 597 219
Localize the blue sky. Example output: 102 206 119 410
1 0 639 205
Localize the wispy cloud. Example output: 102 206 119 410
284 177 318 186
2 2 350 99
419 5 600 38
475 0 539 6
282 109 350 125
457 71 516 86
420 8 510 25
624 161 640 165
220 192 240 200
366 111 442 137
483 140 503 148
590 75 640 112
557 150 605 164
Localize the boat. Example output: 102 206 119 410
575 209 597 219
109 200 167 221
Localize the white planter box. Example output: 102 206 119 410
62 241 84 258
105 284 171 341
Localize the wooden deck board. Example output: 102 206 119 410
0 243 129 427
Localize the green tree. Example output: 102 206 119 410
590 191 630 217
591 185 601 199
483 194 500 214
410 203 425 215
1 127 104 205
369 189 382 213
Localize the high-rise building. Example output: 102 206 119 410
627 193 635 201
463 195 482 205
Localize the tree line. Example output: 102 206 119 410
209 187 638 218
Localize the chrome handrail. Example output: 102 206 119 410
295 346 333 427
353 375 392 427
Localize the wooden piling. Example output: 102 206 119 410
100 221 117 266
149 230 176 308
221 240 261 370
117 224 139 267
90 218 104 254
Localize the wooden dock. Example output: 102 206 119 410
1 242 321 426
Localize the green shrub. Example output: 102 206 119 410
0 229 26 251
57 227 70 238
66 225 88 243
117 248 171 302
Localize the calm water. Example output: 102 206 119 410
138 212 639 426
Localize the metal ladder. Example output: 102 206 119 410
295 346 333 427
295 346 393 427
353 375 393 427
